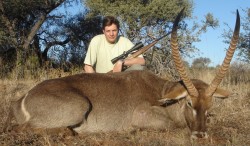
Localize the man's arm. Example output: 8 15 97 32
112 57 145 72
123 57 145 66
84 64 96 73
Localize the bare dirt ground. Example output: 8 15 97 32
0 77 249 146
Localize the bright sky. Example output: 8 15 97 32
62 0 249 66
189 0 249 66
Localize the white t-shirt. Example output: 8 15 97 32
84 34 135 73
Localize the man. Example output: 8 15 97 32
84 16 145 73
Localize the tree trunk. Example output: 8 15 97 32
15 48 26 79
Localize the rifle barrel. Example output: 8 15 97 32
127 31 172 59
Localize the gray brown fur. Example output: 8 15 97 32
6 70 229 138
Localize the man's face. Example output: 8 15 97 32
103 23 118 44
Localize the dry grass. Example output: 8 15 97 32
0 68 249 146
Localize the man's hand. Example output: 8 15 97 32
84 64 96 73
113 60 124 72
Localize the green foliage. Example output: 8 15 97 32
3 0 46 20
204 13 219 29
85 0 193 21
0 47 16 78
222 8 250 63
85 0 193 39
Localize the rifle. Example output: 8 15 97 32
125 31 171 60
111 42 144 64
109 31 171 72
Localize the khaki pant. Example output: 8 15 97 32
125 64 144 71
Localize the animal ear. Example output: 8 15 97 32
213 88 231 99
159 86 188 104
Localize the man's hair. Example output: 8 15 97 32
102 16 120 30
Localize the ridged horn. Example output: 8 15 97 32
171 8 199 97
206 10 240 97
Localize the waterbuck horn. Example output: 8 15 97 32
171 8 199 97
205 10 240 97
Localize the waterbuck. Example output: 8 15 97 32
5 9 240 139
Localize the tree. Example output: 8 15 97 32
42 12 103 68
191 57 211 69
222 8 250 63
0 0 77 78
84 0 193 40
